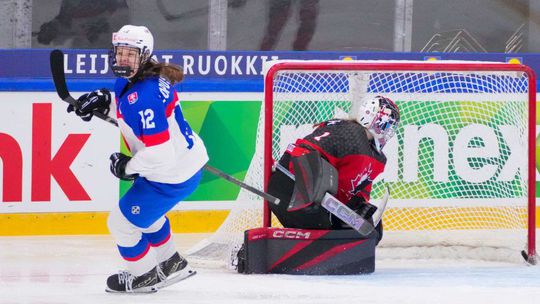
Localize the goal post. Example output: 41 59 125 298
189 60 537 265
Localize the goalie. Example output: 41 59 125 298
267 95 400 242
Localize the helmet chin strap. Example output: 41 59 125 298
365 127 385 153
373 138 383 153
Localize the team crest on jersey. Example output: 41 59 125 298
127 92 138 104
131 206 140 215
349 163 373 196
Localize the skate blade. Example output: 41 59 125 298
105 286 158 294
156 268 197 290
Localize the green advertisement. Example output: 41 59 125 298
270 97 530 201
372 100 527 200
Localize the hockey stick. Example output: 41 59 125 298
49 49 279 205
202 165 279 204
50 50 119 127
275 163 378 237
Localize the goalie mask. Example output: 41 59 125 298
110 25 154 78
349 95 400 150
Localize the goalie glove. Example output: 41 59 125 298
109 153 139 181
67 88 111 121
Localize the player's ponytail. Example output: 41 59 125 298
139 59 184 85
157 63 184 85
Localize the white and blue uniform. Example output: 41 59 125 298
107 75 208 275
116 76 207 184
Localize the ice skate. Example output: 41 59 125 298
105 267 159 293
156 252 196 289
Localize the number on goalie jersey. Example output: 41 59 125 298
68 25 207 293
267 96 400 240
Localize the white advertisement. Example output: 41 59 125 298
0 92 119 213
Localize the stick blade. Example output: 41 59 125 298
49 49 70 100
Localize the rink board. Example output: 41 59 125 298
1 83 540 235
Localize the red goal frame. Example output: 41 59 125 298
262 61 537 262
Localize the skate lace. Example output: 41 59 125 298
117 271 135 292
156 266 167 282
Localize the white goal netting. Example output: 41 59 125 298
188 60 536 266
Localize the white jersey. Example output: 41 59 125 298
113 76 208 184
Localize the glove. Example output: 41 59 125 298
109 153 139 181
67 88 111 122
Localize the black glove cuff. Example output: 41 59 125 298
110 153 139 181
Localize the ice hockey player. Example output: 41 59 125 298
67 25 209 293
267 95 400 243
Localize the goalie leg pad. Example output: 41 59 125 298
237 227 377 275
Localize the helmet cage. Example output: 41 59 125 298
351 95 400 149
110 25 153 78
109 45 148 78
366 100 399 148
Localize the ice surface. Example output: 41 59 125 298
1 235 539 304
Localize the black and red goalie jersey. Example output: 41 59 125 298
284 119 386 208
268 119 387 230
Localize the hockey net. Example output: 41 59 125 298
188 60 537 266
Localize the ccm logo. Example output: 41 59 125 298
272 230 311 239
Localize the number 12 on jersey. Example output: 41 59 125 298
138 109 156 129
